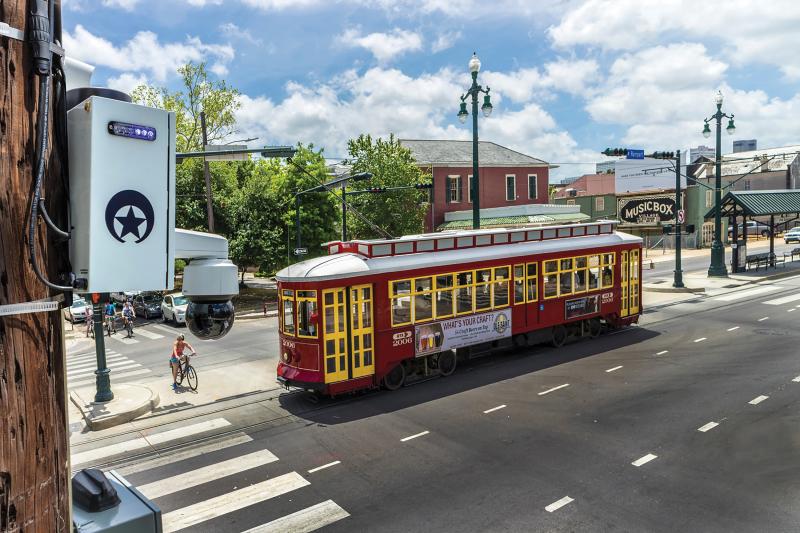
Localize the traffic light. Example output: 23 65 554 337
414 183 433 190
602 148 628 157
685 224 695 234
651 151 675 159
662 224 673 235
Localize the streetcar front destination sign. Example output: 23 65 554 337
617 195 677 225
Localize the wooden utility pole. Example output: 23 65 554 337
1 0 71 531
200 110 215 232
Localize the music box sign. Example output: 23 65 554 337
617 194 680 225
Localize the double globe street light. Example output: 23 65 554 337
702 90 736 277
457 52 493 230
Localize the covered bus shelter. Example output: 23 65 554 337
705 190 800 273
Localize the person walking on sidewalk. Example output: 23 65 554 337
170 334 195 391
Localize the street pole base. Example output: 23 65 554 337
673 271 684 288
707 265 729 278
94 389 114 403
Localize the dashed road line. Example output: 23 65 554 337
631 453 658 467
788 309 796 313
401 431 430 442
656 350 668 356
605 365 623 373
749 395 768 405
545 496 574 513
693 337 707 343
483 404 507 414
308 460 341 474
538 384 569 396
727 326 740 332
758 317 769 322
698 422 719 432
792 376 800 383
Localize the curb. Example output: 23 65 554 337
644 286 705 294
70 384 160 431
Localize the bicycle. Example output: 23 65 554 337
122 315 134 338
175 352 198 391
105 315 116 337
85 316 94 339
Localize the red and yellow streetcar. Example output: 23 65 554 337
275 221 642 396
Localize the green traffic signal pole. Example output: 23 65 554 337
93 294 113 402
674 150 684 288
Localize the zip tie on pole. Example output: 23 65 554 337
0 295 64 317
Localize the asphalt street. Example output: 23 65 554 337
68 271 800 532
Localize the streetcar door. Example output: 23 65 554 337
629 249 640 314
349 284 375 379
322 288 348 383
620 251 630 317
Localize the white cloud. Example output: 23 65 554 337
431 30 461 53
102 0 140 10
220 22 263 45
338 27 423 63
481 58 599 105
106 72 149 93
241 0 323 9
549 0 800 80
63 25 235 82
186 0 223 5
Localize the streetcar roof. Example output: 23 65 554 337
276 231 642 282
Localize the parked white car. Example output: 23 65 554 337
785 227 800 244
161 293 188 325
64 298 90 323
111 291 140 303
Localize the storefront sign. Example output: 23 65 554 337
415 309 512 356
565 295 600 320
618 195 677 225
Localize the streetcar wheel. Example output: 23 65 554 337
588 318 602 338
438 350 457 377
513 334 528 348
551 325 567 348
383 363 406 391
185 366 198 391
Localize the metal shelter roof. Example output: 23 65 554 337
704 190 800 218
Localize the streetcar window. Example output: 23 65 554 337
456 271 474 315
575 257 587 292
526 263 538 302
544 273 558 298
414 277 433 322
588 265 600 290
283 298 295 335
435 274 455 318
297 290 318 338
544 260 558 274
493 266 510 308
476 269 492 311
513 265 525 305
391 279 413 326
602 266 613 288
559 271 573 296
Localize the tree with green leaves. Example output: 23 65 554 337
344 134 431 239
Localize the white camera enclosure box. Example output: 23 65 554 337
68 96 176 292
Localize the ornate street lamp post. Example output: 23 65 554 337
458 52 493 230
703 90 736 277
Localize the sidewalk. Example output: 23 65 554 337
642 237 775 265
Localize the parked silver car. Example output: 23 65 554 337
64 298 90 323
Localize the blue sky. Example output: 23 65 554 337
63 0 800 180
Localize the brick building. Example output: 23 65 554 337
400 139 552 231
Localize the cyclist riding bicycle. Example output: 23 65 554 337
85 303 94 337
104 301 116 335
170 334 196 391
122 301 135 337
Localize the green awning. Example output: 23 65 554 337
437 212 590 230
704 190 800 218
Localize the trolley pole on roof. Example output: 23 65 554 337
457 52 493 230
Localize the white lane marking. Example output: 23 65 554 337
151 324 180 334
483 404 507 414
68 353 125 364
762 292 800 306
727 326 740 332
116 434 253 475
242 499 350 533
134 328 165 340
161 472 310 532
113 336 140 345
138 449 279 499
67 362 140 378
749 395 769 405
656 350 669 356
788 309 796 313
715 285 782 302
308 460 341 474
71 418 231 466
792 376 800 383
632 453 658 467
698 422 719 432
538 383 570 396
401 430 430 442
758 316 769 322
68 368 151 387
545 496 574 513
67 355 128 369
606 365 623 373
693 337 707 343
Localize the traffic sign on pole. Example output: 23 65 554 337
294 248 308 256
626 149 645 160
677 209 686 224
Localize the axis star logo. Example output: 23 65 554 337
105 190 155 243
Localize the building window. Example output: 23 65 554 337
705 189 713 208
567 199 575 205
506 175 516 201
528 174 538 200
468 175 473 203
595 197 604 212
447 176 462 203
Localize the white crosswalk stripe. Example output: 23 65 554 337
113 335 140 345
715 285 782 302
151 323 181 334
67 354 127 368
161 472 310 532
68 368 151 387
71 418 231 466
68 362 141 378
134 327 165 340
242 499 350 533
762 292 800 306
